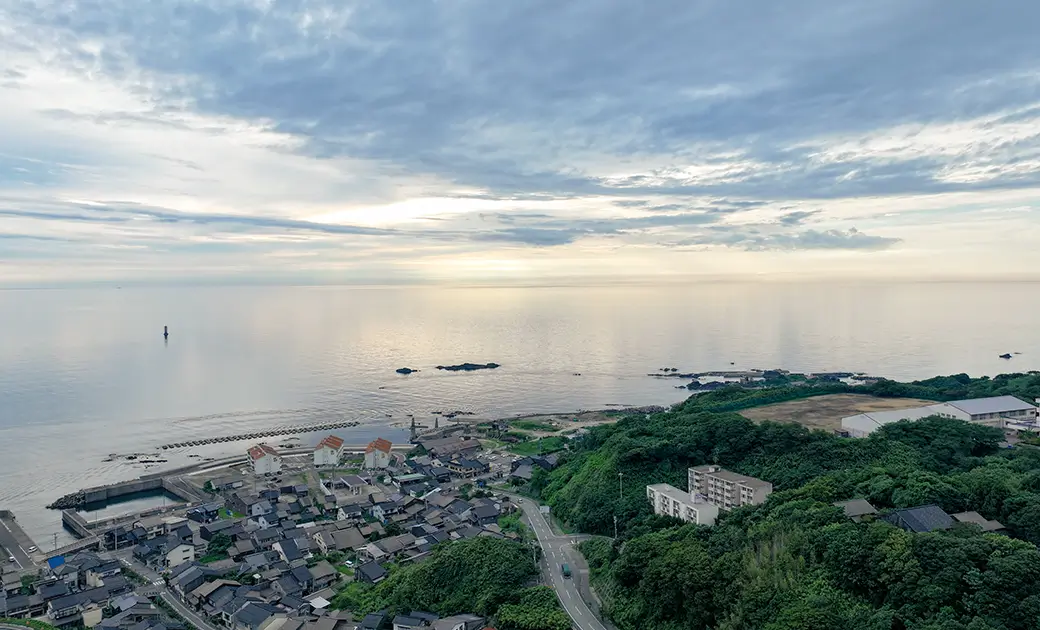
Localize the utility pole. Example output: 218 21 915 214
618 472 624 500
613 515 618 539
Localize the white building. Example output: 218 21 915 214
314 434 344 467
841 395 1038 438
165 541 194 568
646 484 720 526
364 438 393 469
841 407 943 438
688 465 773 511
248 444 282 475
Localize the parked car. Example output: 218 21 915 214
27 546 37 553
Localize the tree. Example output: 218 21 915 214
336 537 539 618
207 533 233 556
495 586 572 630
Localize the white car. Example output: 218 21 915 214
27 546 37 553
7 556 14 563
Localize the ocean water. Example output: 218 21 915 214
1 282 1038 545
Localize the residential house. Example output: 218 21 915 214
446 459 487 479
364 439 393 469
431 615 485 630
314 527 366 555
186 503 222 524
418 437 481 459
231 601 281 630
336 504 365 525
96 595 162 630
169 564 220 597
509 465 534 483
833 499 879 523
85 560 123 588
248 445 282 476
359 613 387 630
164 536 196 569
272 539 305 564
354 562 387 584
467 505 500 526
187 580 240 609
200 520 238 542
308 562 339 591
392 612 439 630
882 505 955 533
951 511 1005 532
39 580 71 602
314 435 345 467
133 516 167 540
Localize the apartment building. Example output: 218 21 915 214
646 484 719 526
688 465 772 511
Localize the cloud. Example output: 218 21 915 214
778 210 822 226
672 226 900 252
1 1 1040 283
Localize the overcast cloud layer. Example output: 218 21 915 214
2 0 1039 285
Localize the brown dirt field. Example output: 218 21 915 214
738 394 938 431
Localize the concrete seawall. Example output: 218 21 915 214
50 474 205 510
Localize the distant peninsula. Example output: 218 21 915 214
436 362 501 372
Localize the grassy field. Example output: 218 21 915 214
512 419 558 432
738 394 937 431
509 436 567 456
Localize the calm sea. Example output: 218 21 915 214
1 282 1037 545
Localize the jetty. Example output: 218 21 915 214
159 420 362 450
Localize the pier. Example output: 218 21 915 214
158 420 362 450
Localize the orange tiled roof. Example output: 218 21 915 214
316 435 345 450
365 438 393 453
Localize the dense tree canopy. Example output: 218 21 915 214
331 537 565 630
540 374 1040 629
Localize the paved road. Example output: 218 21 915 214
511 497 608 630
0 516 34 570
109 551 219 630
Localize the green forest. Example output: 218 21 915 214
531 372 1040 629
331 536 571 630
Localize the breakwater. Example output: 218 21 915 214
159 420 362 449
47 476 199 510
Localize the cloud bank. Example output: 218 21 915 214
1 0 1039 284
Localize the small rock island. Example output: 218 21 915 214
436 362 501 371
396 367 420 374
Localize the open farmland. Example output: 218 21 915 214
738 393 938 431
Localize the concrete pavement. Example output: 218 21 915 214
0 514 36 570
510 496 608 630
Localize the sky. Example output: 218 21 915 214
2 0 1040 286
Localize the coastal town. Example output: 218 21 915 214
4 383 1040 630
1 421 575 630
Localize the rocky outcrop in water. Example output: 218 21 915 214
396 367 419 374
48 492 86 510
436 362 501 371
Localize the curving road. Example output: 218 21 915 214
509 496 608 630
110 550 219 630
